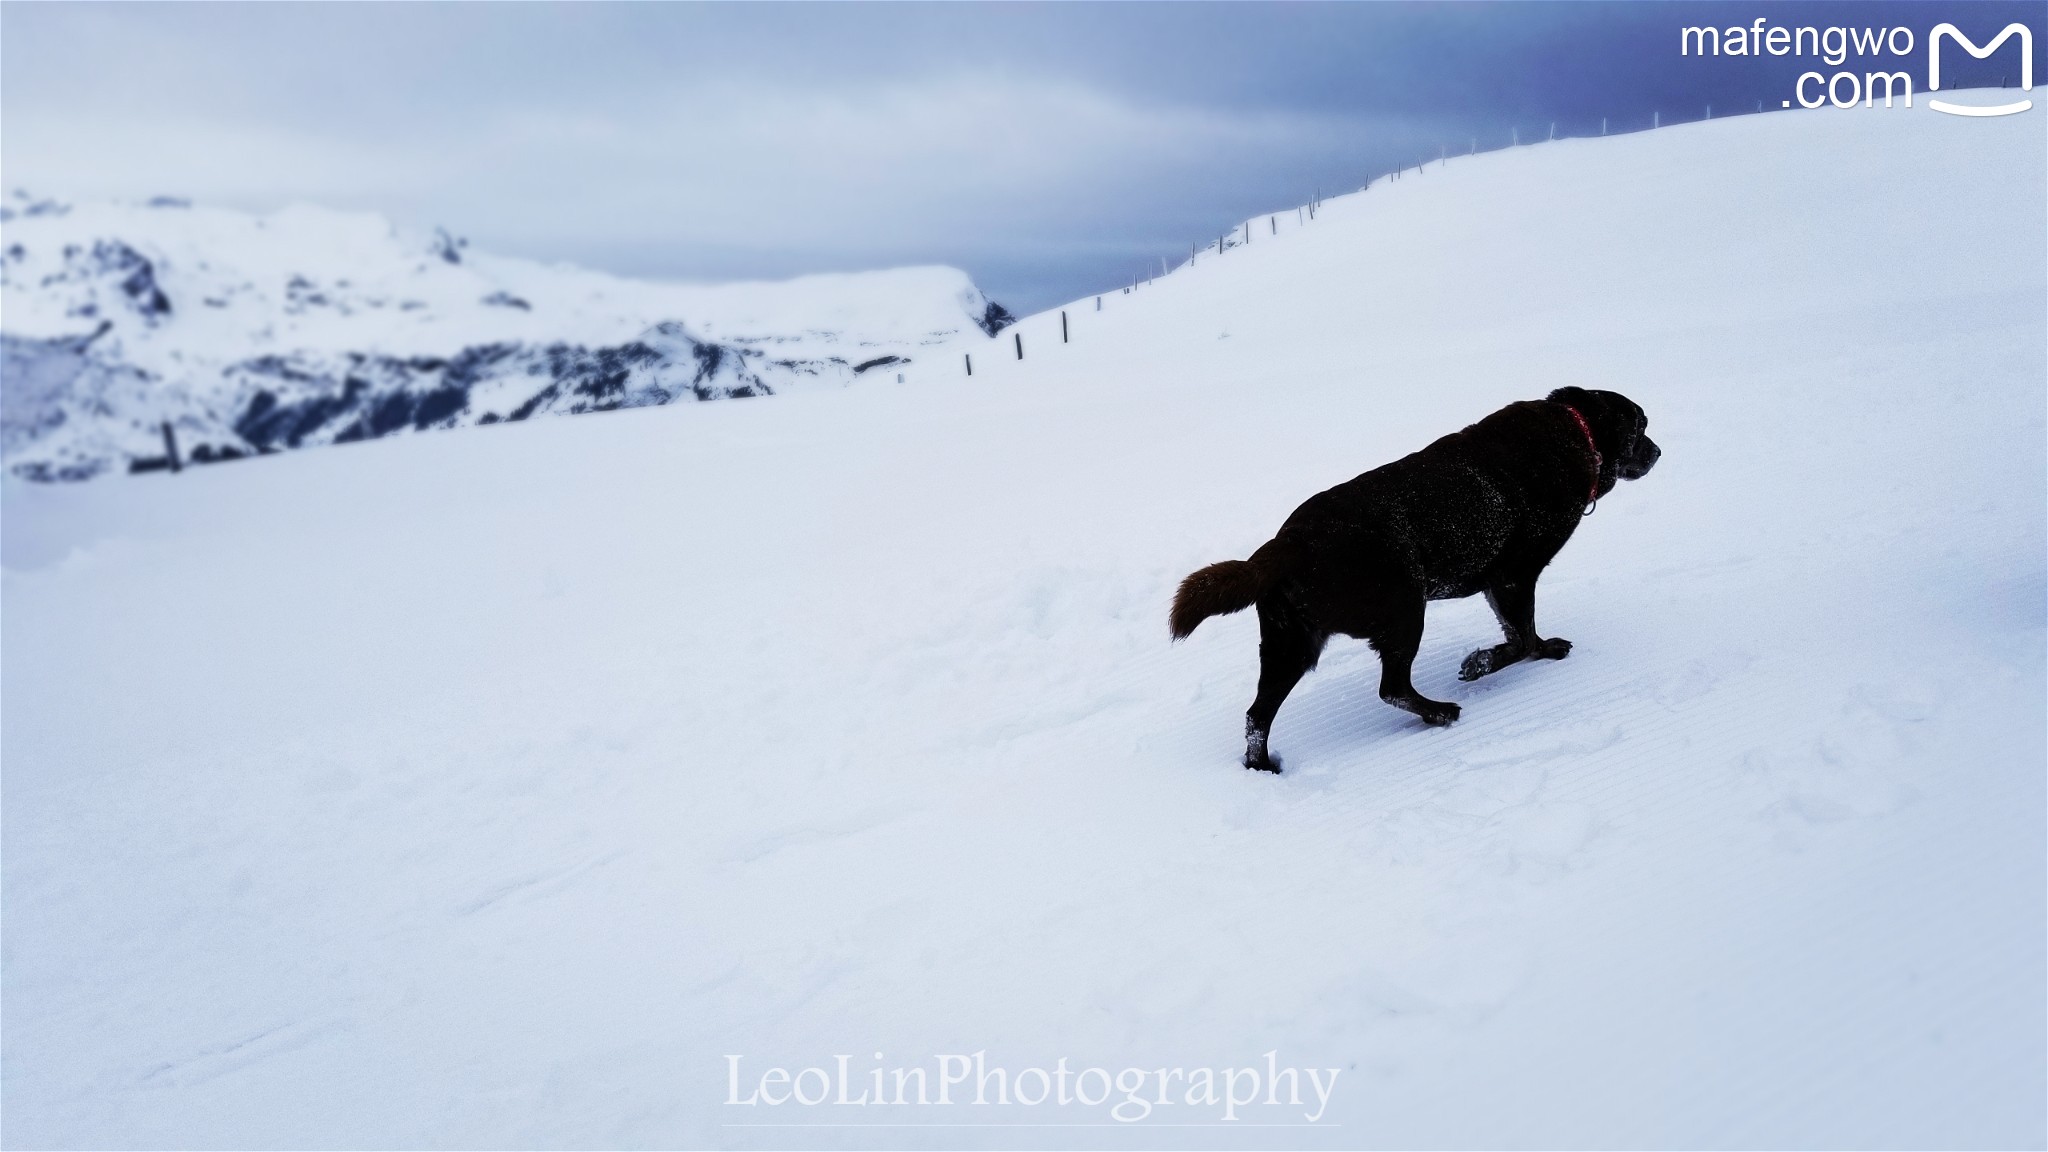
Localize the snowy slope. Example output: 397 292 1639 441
2 103 2042 1149
0 193 1009 480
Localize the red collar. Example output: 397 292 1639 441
1561 405 1602 506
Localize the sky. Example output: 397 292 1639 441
3 1 2041 314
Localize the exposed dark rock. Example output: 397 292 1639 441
223 326 768 453
431 227 466 265
89 241 172 321
978 301 1016 336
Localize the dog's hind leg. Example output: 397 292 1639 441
1244 607 1321 773
1372 592 1461 726
1459 580 1571 681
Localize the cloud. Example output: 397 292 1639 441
448 73 1364 245
3 113 448 204
5 60 1369 291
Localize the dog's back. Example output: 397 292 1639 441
1272 403 1581 601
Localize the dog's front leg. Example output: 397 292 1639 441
1460 581 1570 681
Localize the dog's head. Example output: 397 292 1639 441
1548 386 1660 485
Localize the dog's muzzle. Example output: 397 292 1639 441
1618 434 1661 480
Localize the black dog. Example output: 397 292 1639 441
1171 387 1660 772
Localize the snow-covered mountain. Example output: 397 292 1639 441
0 191 1014 480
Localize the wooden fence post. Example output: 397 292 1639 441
1014 332 1023 360
162 422 181 473
1061 311 1068 343
965 353 972 376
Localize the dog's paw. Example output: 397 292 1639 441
1534 637 1573 660
1460 642 1525 681
1419 701 1461 727
1243 751 1282 774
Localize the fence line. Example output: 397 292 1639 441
964 98 1800 378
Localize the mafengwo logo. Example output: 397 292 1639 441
1929 23 2033 116
1680 19 2034 116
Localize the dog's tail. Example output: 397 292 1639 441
1170 552 1275 640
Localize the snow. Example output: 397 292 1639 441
3 102 2043 1148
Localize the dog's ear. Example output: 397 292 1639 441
1548 386 1632 457
1549 386 1624 430
1598 390 1647 431
1547 385 1595 411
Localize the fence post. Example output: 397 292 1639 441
162 422 181 473
1061 311 1068 343
1096 295 1102 311
965 353 973 376
1014 332 1023 360
1653 110 1659 128
1602 117 1607 135
1269 215 1276 235
1549 121 1555 140
1706 104 1712 119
